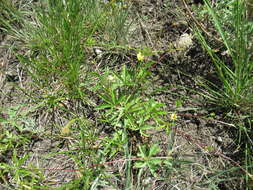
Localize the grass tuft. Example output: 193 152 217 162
195 0 253 114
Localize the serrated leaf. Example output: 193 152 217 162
149 158 162 165
149 144 160 156
149 169 158 177
138 145 147 157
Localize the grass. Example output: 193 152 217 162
0 0 253 189
195 0 253 113
194 0 253 189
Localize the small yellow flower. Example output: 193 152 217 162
122 4 128 9
137 52 144 61
170 113 177 121
61 125 70 135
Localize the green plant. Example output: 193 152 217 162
0 150 44 189
102 129 127 158
56 116 110 189
0 105 37 153
0 105 43 189
246 0 253 20
134 144 162 177
195 1 253 189
195 0 253 113
17 0 87 96
0 0 24 33
95 62 168 188
4 0 130 100
96 63 167 136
